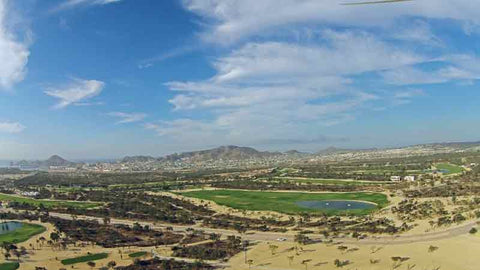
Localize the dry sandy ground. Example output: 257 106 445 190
228 233 480 270
0 220 158 270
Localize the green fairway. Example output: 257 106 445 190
61 253 109 265
436 163 464 175
128 251 148 258
273 177 391 186
0 223 46 244
0 193 102 209
0 262 19 270
178 190 388 215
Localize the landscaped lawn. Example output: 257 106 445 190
178 189 388 215
0 262 19 270
436 163 464 175
273 177 391 186
61 253 109 265
0 223 46 244
128 251 148 258
0 193 101 209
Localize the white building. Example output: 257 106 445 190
390 176 401 182
404 175 416 182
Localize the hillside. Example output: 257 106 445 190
159 145 281 163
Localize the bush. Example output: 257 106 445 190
469 227 478 234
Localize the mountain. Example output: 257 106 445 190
159 145 281 163
121 156 156 163
45 155 72 166
13 155 75 168
284 150 307 155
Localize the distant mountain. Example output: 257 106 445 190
13 155 75 168
121 156 156 163
284 150 307 155
159 145 281 163
45 155 72 166
316 147 346 155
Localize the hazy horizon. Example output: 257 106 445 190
1 0 480 159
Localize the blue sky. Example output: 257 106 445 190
1 0 480 159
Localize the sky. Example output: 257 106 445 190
1 0 480 160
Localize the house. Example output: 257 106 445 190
404 175 416 182
390 176 401 182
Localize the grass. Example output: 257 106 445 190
0 223 46 244
0 262 19 270
178 189 388 216
61 253 109 265
128 251 148 258
435 163 464 175
273 177 391 186
0 193 102 209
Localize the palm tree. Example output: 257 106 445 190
247 259 254 270
287 256 294 266
269 244 278 255
301 259 311 270
107 261 117 269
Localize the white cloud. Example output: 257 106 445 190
391 20 443 46
0 0 30 89
152 30 428 146
51 0 122 13
382 55 480 85
108 112 147 124
183 0 480 44
44 78 104 109
0 122 25 133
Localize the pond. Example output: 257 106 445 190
296 200 376 210
0 222 23 235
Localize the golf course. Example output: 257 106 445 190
178 189 388 215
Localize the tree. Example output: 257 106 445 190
301 259 311 270
247 259 254 270
107 261 117 269
287 256 294 266
103 217 111 225
87 261 96 269
12 249 21 261
269 244 278 255
428 245 439 253
50 232 60 242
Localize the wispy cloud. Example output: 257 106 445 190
0 0 30 89
138 45 198 69
44 78 105 109
0 122 25 133
50 0 122 13
183 0 480 45
108 112 147 124
146 30 429 146
392 89 425 105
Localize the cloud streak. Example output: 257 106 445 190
183 0 480 45
0 122 25 133
44 78 105 109
0 0 30 89
51 0 122 13
108 112 147 124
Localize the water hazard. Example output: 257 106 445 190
296 200 376 210
0 222 23 234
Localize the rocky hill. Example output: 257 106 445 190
159 145 282 163
14 155 75 168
